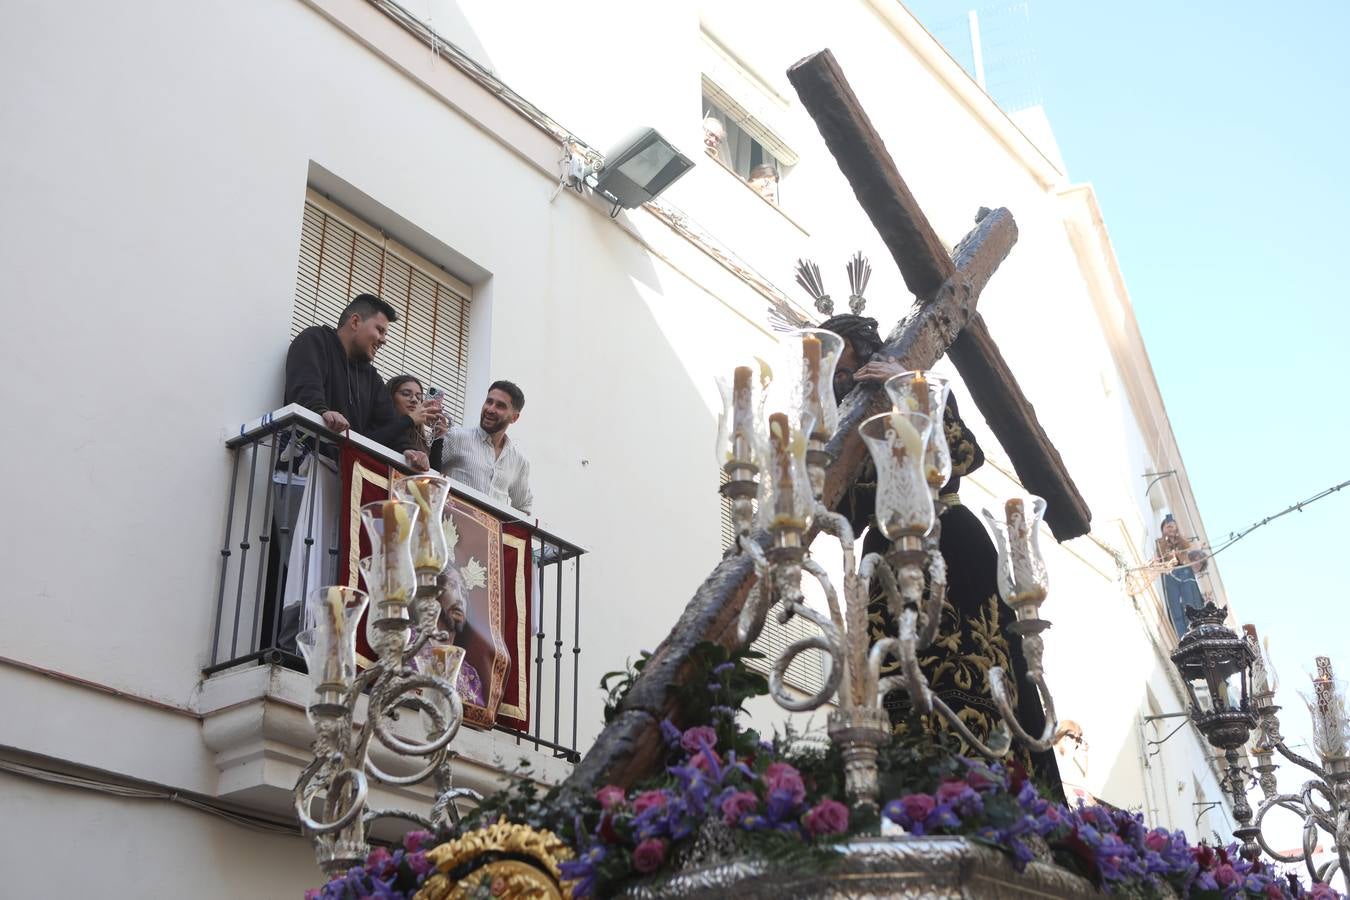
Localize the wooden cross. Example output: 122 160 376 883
563 49 1091 793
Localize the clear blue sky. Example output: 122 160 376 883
907 0 1350 762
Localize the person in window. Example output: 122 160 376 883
439 381 533 515
747 163 779 205
387 375 449 472
703 116 727 162
285 292 442 471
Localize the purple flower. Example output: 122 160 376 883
632 837 667 874
405 850 433 877
763 761 806 805
660 717 682 747
802 799 849 838
935 780 982 815
680 725 718 754
720 789 759 826
633 789 668 814
596 784 626 810
713 661 736 675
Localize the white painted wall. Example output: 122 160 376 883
0 0 1238 892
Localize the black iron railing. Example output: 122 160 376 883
208 405 587 761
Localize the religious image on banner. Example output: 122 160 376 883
338 445 530 731
438 496 507 729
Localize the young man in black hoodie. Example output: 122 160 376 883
284 293 441 471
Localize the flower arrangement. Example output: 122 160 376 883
304 831 435 900
305 645 1343 900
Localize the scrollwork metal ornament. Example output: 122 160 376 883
722 351 1061 816
1242 631 1350 888
294 475 479 877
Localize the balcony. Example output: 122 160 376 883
201 406 586 816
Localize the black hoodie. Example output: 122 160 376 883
283 325 413 452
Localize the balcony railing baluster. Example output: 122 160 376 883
208 405 586 763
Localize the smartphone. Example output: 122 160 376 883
427 387 444 402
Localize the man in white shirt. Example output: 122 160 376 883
440 380 533 514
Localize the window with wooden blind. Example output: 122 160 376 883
291 190 473 424
721 471 826 696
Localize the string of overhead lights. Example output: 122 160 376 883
1125 476 1350 578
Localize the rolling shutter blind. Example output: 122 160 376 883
291 191 472 424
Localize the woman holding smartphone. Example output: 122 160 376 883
386 375 450 470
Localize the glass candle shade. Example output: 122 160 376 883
359 556 412 652
416 641 468 731
884 371 952 489
788 329 844 442
757 410 814 534
859 411 935 540
1304 657 1350 760
393 474 452 574
983 495 1049 619
297 586 369 698
715 359 771 467
359 499 419 606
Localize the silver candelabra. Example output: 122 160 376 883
1247 640 1350 886
717 332 1060 813
292 473 479 877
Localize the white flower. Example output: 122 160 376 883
443 517 460 554
461 557 487 591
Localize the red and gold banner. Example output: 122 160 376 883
335 445 532 731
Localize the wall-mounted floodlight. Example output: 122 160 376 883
592 128 693 214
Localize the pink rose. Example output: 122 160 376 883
1264 885 1283 900
1309 884 1339 900
365 846 394 875
680 725 718 754
898 793 936 823
721 789 759 826
633 790 669 815
1143 830 1168 853
936 780 970 804
402 830 432 853
764 761 806 804
1213 864 1237 887
802 799 849 838
632 837 667 874
690 747 722 773
596 784 626 811
965 768 997 793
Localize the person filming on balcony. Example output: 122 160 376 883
284 292 442 471
387 375 450 472
439 381 533 515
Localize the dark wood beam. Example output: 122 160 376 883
947 314 1091 540
787 49 953 299
788 48 1091 540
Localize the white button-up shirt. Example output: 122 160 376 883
439 425 533 514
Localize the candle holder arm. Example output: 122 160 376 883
295 756 368 835
1274 739 1329 780
765 597 845 712
987 658 1059 753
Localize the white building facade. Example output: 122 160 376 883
0 0 1239 894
